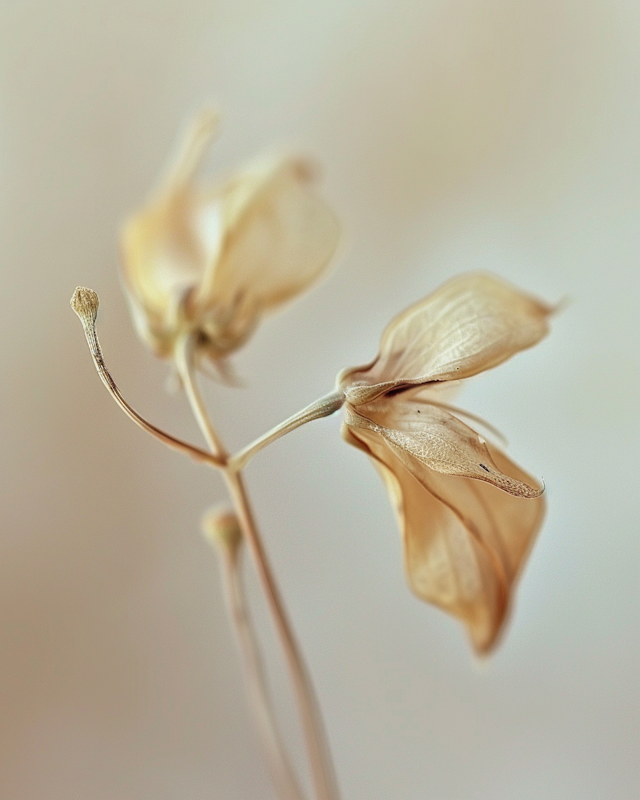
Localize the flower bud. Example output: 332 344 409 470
202 505 242 557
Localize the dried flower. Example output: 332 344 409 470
338 273 553 653
120 110 341 365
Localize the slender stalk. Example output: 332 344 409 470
216 542 308 800
70 288 223 469
174 336 341 800
224 471 340 800
230 391 344 472
175 336 228 460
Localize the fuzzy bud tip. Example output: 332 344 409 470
71 287 99 323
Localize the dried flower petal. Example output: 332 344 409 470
120 111 340 363
343 422 545 653
340 273 553 404
339 273 552 652
195 158 340 320
346 398 542 497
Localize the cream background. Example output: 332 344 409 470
0 1 637 798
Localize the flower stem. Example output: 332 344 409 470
70 287 223 469
216 542 308 800
174 336 341 800
230 391 344 472
175 337 228 461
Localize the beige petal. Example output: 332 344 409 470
120 111 340 362
342 273 552 402
120 112 221 357
346 400 542 497
194 156 341 323
343 421 545 653
120 189 206 354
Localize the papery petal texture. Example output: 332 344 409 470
343 421 545 653
347 395 542 498
339 273 552 652
195 157 341 317
342 273 553 402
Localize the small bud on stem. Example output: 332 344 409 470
202 505 242 559
202 506 308 800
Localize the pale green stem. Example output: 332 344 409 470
230 391 345 472
175 337 341 800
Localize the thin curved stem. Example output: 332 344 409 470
218 545 308 800
175 340 341 800
70 288 223 469
230 391 344 472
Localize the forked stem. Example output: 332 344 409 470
72 288 340 800
174 335 341 800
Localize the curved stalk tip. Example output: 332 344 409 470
70 287 224 469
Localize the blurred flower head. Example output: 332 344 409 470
120 110 341 366
338 273 553 653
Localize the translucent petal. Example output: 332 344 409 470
120 112 340 362
195 157 341 321
120 113 222 356
346 401 542 498
343 421 545 653
120 187 207 355
342 273 552 402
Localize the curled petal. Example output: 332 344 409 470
346 401 543 498
343 421 545 653
341 273 553 402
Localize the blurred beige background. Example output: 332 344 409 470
0 1 638 798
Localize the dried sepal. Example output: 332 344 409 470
120 111 340 365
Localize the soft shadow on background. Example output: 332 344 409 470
0 1 638 798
